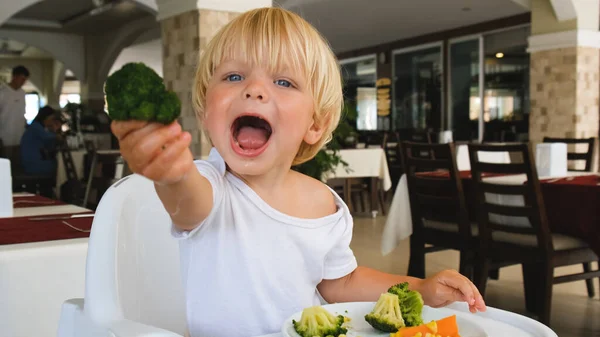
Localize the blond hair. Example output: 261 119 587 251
192 7 343 165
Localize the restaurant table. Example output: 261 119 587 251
325 148 392 215
1 193 92 337
382 171 600 257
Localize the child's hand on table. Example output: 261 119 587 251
416 270 486 313
111 120 194 185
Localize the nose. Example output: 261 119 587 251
243 80 268 102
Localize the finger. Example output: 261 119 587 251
122 122 169 150
441 273 476 305
468 279 486 312
127 123 182 167
111 120 149 140
142 132 192 182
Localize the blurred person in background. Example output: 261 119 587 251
20 105 62 177
0 65 29 165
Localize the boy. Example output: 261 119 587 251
112 7 486 337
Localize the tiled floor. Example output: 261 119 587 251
350 215 600 337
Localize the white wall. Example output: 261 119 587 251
0 29 85 81
109 39 163 77
0 59 44 92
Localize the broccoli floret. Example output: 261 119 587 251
155 91 181 124
387 282 424 327
130 101 156 120
365 292 405 332
292 306 348 337
105 62 180 124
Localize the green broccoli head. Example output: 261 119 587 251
387 282 424 327
365 292 405 332
292 306 348 337
130 101 156 121
105 62 180 124
155 91 181 124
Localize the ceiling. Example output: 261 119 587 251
1 0 530 56
280 0 529 52
8 0 155 35
0 38 54 59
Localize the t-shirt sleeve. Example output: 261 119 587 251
322 211 358 280
170 148 226 239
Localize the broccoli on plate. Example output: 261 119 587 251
105 62 181 124
364 292 406 332
292 306 348 337
387 282 424 327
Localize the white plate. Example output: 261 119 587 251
282 302 487 337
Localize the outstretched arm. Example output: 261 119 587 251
112 120 213 230
317 266 486 313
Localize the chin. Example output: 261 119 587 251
222 151 275 176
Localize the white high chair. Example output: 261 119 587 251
57 174 187 337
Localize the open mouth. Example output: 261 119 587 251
231 115 273 153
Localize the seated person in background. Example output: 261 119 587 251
20 106 62 176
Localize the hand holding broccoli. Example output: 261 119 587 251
111 120 194 185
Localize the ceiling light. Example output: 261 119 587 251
496 52 504 58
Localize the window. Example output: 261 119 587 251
340 55 378 131
24 92 40 124
393 43 443 131
60 93 81 108
448 26 530 142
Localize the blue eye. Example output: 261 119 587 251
226 74 243 81
275 79 292 88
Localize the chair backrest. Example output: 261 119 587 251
360 131 385 148
59 143 79 181
383 132 402 189
400 142 473 239
398 128 432 144
543 137 595 172
467 143 553 253
84 174 186 334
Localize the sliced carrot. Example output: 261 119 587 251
391 315 460 337
435 315 459 336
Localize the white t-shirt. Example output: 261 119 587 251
0 83 26 146
172 148 358 337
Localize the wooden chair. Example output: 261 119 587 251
398 128 433 144
83 150 124 210
468 143 600 326
401 142 476 280
543 137 595 172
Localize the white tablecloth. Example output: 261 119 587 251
327 148 392 191
1 200 90 337
381 146 511 255
13 204 90 217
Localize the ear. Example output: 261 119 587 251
303 119 327 145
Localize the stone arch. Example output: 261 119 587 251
0 30 85 82
132 0 158 13
96 16 158 86
0 0 43 26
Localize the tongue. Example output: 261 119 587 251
236 126 268 150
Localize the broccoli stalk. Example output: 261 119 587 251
292 306 348 337
364 292 406 332
388 282 424 327
105 62 181 124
